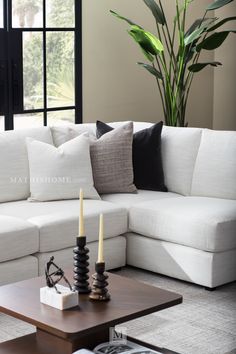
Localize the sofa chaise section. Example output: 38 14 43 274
126 234 236 288
129 197 236 252
127 196 236 287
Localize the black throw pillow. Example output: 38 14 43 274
96 121 167 192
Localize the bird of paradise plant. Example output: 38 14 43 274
110 0 236 126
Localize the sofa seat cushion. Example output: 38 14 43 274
0 216 39 262
101 190 181 210
0 200 127 252
129 197 236 252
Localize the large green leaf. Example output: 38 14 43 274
110 10 140 27
184 18 216 45
207 0 234 11
197 31 236 51
188 61 222 72
137 62 163 79
184 27 205 45
142 0 166 25
128 29 154 62
128 25 164 55
185 18 216 37
140 47 155 62
184 45 197 64
207 16 236 32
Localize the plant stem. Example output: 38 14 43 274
159 0 177 68
152 63 167 121
156 23 168 70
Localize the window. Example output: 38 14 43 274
0 0 82 130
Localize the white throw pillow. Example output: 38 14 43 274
26 134 100 201
0 127 53 203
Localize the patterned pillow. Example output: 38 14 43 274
90 122 137 194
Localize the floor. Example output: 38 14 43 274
0 266 235 354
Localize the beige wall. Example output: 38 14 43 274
82 0 232 130
213 2 236 131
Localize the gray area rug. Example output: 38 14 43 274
0 266 235 354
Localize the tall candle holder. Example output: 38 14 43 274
73 236 91 294
89 262 110 301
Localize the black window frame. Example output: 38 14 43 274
0 0 82 130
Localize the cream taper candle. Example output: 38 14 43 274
79 189 85 237
98 214 104 263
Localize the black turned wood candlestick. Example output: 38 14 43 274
73 236 91 294
89 262 110 301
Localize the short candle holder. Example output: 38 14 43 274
89 262 110 301
73 236 91 294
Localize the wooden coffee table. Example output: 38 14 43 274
0 270 182 354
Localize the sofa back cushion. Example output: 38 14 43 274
161 126 202 195
191 129 236 199
0 127 53 203
50 122 154 147
51 124 96 147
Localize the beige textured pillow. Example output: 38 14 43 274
90 122 137 194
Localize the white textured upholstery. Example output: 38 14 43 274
36 236 126 275
129 197 236 252
0 216 38 262
126 233 236 288
161 126 202 195
0 256 38 286
51 124 96 147
0 123 236 289
0 199 127 252
191 129 236 199
50 121 154 147
101 190 181 210
26 134 99 201
0 127 53 202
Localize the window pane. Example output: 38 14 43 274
14 112 43 129
0 116 4 130
46 0 74 28
23 32 43 110
0 0 3 28
47 110 75 126
47 32 74 108
12 0 43 28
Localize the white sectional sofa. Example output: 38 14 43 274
0 122 235 289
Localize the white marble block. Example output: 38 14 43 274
73 350 94 354
40 285 79 310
